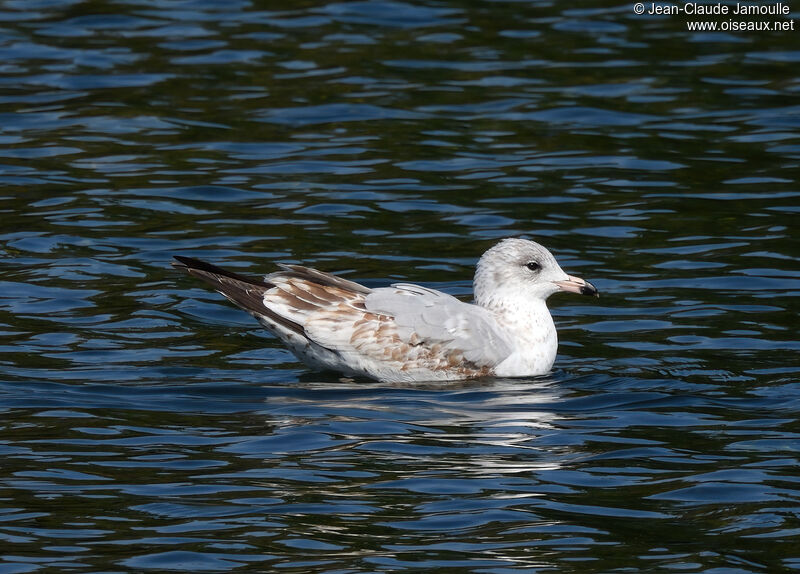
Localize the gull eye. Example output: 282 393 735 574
525 261 541 272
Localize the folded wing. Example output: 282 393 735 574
358 284 512 367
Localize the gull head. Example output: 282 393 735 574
474 238 598 308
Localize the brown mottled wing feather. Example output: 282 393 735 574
273 264 371 295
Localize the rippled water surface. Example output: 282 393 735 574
1 0 799 572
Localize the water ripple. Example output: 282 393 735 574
0 0 797 571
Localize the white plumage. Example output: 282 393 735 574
173 238 598 382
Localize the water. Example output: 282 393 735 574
1 0 799 571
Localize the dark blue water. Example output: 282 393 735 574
1 0 798 571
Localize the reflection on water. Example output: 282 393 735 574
2 376 798 571
1 0 798 571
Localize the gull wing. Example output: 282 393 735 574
359 283 513 367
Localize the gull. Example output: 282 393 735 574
173 238 598 382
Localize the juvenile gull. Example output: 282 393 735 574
173 238 598 382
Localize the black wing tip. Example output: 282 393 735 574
171 255 266 286
172 255 308 338
173 255 219 273
172 255 200 270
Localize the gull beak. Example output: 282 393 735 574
554 275 599 298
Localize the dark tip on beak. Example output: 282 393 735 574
581 281 599 298
554 275 599 298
